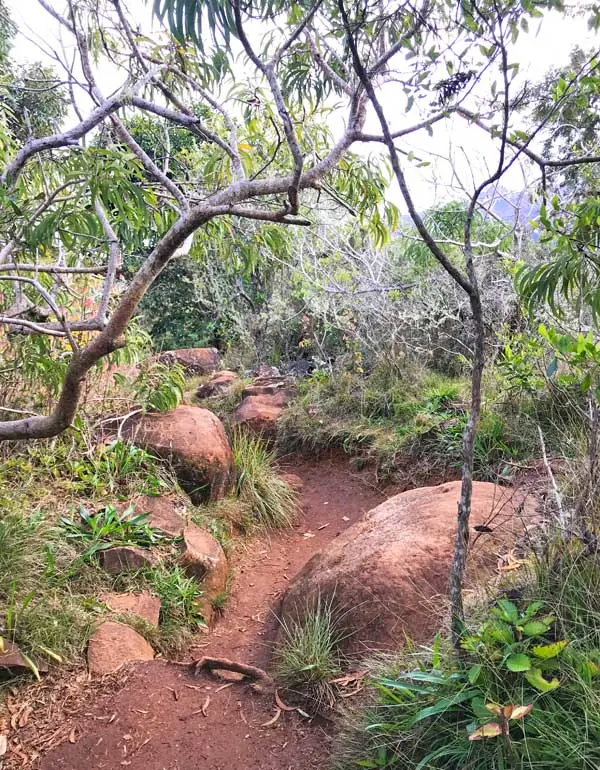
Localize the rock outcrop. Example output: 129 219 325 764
278 481 534 654
158 347 221 375
87 621 154 675
122 406 234 503
179 524 228 625
233 377 295 436
196 370 240 400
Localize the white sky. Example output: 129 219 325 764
7 0 600 212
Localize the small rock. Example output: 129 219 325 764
196 370 240 400
87 621 154 675
158 347 221 375
102 592 161 627
0 641 48 679
100 546 157 574
179 524 228 626
256 364 280 378
119 495 186 538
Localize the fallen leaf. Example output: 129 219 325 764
342 516 350 522
18 705 33 728
261 708 281 727
0 735 7 757
317 523 329 530
68 728 77 744
302 532 315 539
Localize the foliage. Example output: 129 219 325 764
274 594 345 711
144 564 206 650
60 504 164 562
232 429 298 529
339 575 600 770
115 361 186 414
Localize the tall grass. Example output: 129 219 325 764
274 595 346 711
232 429 298 529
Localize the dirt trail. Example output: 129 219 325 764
38 454 386 770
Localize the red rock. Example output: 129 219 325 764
0 641 48 678
179 524 228 625
278 481 536 654
120 495 186 537
158 348 221 375
122 406 234 503
87 622 154 675
102 592 161 627
196 370 240 400
232 392 291 436
100 546 157 574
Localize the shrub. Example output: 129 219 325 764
232 430 298 529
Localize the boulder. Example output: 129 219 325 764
242 376 296 399
158 347 221 375
196 370 240 400
102 592 162 627
119 494 186 538
179 524 228 625
256 364 280 378
122 406 234 503
100 546 157 574
233 388 294 436
87 621 154 675
0 641 48 679
278 481 535 655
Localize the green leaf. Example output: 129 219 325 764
506 653 531 672
532 641 568 659
495 599 519 624
468 664 482 684
521 621 550 637
524 667 560 692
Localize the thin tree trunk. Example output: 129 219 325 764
449 289 485 646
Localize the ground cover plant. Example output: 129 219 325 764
336 542 600 770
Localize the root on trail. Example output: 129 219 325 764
191 657 274 688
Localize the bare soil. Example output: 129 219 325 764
34 453 386 770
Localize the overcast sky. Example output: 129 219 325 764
7 0 599 212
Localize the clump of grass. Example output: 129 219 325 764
232 429 297 529
273 595 346 711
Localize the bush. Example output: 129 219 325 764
338 546 600 770
232 430 298 529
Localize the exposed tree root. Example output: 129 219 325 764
191 656 274 688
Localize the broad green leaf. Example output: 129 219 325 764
522 621 550 637
506 653 531 672
524 667 560 692
532 641 568 659
468 664 482 684
495 599 519 624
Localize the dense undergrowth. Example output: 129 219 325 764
336 541 600 770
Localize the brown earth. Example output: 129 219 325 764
30 454 387 770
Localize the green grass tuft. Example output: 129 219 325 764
232 429 298 529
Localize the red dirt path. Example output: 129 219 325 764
38 454 386 770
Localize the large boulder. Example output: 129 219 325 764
196 370 240 400
158 347 221 375
278 481 535 655
233 381 295 436
87 621 154 675
122 406 234 503
179 524 228 626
